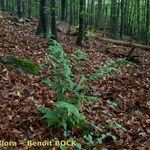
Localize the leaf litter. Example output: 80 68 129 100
0 17 150 149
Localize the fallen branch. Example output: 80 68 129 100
96 37 150 51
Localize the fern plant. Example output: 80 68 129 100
37 40 131 137
88 58 132 81
38 40 90 134
71 49 88 61
70 49 89 72
44 40 92 106
37 102 86 130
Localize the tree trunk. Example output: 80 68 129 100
28 0 31 18
136 0 140 39
69 0 73 25
51 0 57 40
97 0 103 30
1 0 5 11
90 0 94 27
110 0 118 39
61 0 66 21
17 0 23 18
120 0 124 38
36 0 51 38
146 0 150 44
76 0 85 46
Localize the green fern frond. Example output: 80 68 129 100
89 58 132 81
56 101 85 121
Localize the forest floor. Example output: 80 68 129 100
0 17 150 150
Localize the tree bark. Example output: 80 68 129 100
146 0 150 44
51 0 57 40
61 0 66 21
17 0 23 18
36 0 51 38
97 0 103 30
28 0 31 18
120 0 124 38
110 0 118 39
76 0 85 46
1 0 5 11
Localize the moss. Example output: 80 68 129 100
5 55 39 75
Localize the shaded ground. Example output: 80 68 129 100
0 18 150 150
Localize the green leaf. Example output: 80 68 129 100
75 143 82 149
37 107 51 114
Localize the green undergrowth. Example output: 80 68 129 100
37 40 132 149
88 58 133 81
2 55 39 75
70 49 89 71
37 40 93 137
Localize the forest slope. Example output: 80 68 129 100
0 18 150 150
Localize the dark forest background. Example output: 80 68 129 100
0 0 149 45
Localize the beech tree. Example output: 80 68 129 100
51 0 57 39
110 0 118 39
61 0 66 21
145 0 150 44
97 0 103 30
17 0 23 18
76 0 85 46
36 0 51 38
1 0 5 11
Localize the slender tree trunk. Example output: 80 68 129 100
61 0 66 21
76 0 85 46
124 0 128 34
90 0 94 27
28 0 31 18
120 0 124 38
136 0 140 39
1 0 5 11
51 0 57 40
17 0 23 18
146 0 150 44
36 0 51 38
22 0 26 17
87 0 90 26
110 0 118 39
97 0 103 30
6 0 9 12
69 0 73 25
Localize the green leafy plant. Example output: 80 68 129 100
89 58 132 81
84 30 95 41
70 49 89 71
106 99 118 109
37 41 129 142
37 101 86 131
38 40 90 134
97 132 118 144
3 55 39 75
72 49 88 61
43 40 91 106
83 133 94 145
